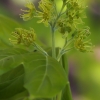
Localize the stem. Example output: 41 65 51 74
51 98 54 100
54 1 58 16
51 3 66 59
51 27 56 59
53 96 56 100
63 37 74 49
57 37 74 61
62 54 68 77
61 54 73 100
50 3 66 59
63 47 74 54
33 42 48 56
52 3 66 28
56 92 62 100
57 47 73 62
63 38 68 48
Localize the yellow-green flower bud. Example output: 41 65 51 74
10 28 36 46
74 38 92 52
74 27 93 52
20 1 36 21
59 27 66 34
36 0 55 26
57 19 72 35
65 0 87 29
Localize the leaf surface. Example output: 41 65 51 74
0 48 28 75
23 54 67 98
0 65 28 100
0 48 67 99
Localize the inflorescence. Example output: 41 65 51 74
10 0 93 53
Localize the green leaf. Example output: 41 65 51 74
0 48 67 99
23 54 67 98
0 64 29 100
0 48 28 75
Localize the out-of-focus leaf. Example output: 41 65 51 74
0 14 21 48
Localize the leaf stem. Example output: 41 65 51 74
61 54 73 100
33 42 48 56
63 37 74 49
57 47 74 61
57 37 74 61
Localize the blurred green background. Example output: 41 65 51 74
0 0 100 100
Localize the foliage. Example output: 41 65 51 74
0 0 93 100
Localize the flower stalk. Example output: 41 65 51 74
33 42 48 56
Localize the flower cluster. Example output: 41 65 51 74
57 19 72 35
20 1 36 21
36 0 56 26
20 0 55 26
10 28 36 46
74 27 93 52
19 0 93 53
57 0 87 35
66 0 86 26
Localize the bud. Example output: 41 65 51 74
36 0 55 26
74 27 93 52
20 1 36 21
74 38 93 52
10 28 36 46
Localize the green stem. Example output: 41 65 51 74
53 96 56 100
51 3 66 59
54 1 58 16
53 3 65 28
57 37 74 61
51 27 56 59
61 54 73 100
56 92 62 100
63 37 74 49
51 98 53 100
57 47 73 61
33 42 48 56
50 3 66 59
